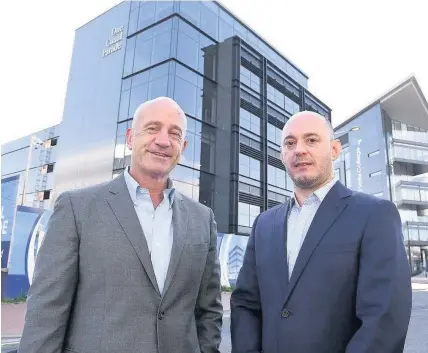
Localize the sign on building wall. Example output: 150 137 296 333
1 175 20 269
5 206 51 299
355 138 364 192
102 26 124 57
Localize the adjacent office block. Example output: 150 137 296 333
1 126 59 209
334 76 428 274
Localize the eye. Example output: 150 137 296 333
307 138 318 145
170 131 182 139
146 126 158 133
284 141 295 148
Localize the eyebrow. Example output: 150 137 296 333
143 121 183 133
284 132 320 140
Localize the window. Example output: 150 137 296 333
304 94 329 117
48 137 58 147
240 108 260 135
133 20 172 73
175 19 216 80
114 120 132 170
173 63 217 124
268 165 286 189
181 117 215 173
126 63 170 121
239 154 260 180
368 150 380 157
170 165 200 200
267 123 282 146
334 168 341 181
240 66 260 93
239 182 261 196
370 171 382 178
267 84 300 115
238 202 260 227
47 164 54 173
38 190 51 200
200 3 219 40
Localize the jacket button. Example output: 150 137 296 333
158 312 165 320
281 309 290 318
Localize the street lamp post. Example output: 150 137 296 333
21 136 44 206
334 126 360 140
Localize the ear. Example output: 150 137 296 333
331 139 342 161
182 139 188 152
125 128 133 150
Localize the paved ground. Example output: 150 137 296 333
2 281 427 352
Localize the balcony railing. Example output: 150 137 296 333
392 144 428 165
392 129 428 145
402 216 428 224
403 222 428 244
396 181 428 206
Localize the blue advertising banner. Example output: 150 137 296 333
5 206 51 299
1 175 20 269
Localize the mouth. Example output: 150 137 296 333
294 162 312 168
150 151 171 158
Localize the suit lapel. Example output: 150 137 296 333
106 174 160 294
272 202 289 291
283 182 351 304
162 193 188 295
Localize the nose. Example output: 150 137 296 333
294 139 308 155
154 129 171 147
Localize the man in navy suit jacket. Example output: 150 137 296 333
230 111 412 353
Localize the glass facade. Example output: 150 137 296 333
1 127 59 210
112 0 330 235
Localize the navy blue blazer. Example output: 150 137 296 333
230 181 412 353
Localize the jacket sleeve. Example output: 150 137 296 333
18 192 79 353
230 214 262 353
345 199 412 353
195 208 223 353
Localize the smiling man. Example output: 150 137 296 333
19 97 223 353
231 111 412 353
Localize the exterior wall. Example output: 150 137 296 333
1 125 59 209
54 2 130 198
334 104 390 199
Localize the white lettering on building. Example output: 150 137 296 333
356 139 363 192
1 206 8 236
102 26 124 58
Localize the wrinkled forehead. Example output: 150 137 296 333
136 101 186 130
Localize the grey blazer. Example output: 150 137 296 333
18 173 223 353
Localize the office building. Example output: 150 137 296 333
55 0 331 236
334 76 428 274
1 125 60 210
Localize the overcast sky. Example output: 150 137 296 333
1 0 427 144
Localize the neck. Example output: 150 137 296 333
294 176 333 206
129 166 168 202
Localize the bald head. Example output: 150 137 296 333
280 110 341 194
132 97 187 136
282 111 334 143
126 96 188 181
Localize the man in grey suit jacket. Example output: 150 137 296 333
19 97 223 353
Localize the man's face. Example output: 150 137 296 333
126 101 187 179
281 113 341 190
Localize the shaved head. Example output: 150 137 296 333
126 96 188 182
132 97 187 137
282 111 334 143
280 110 341 196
